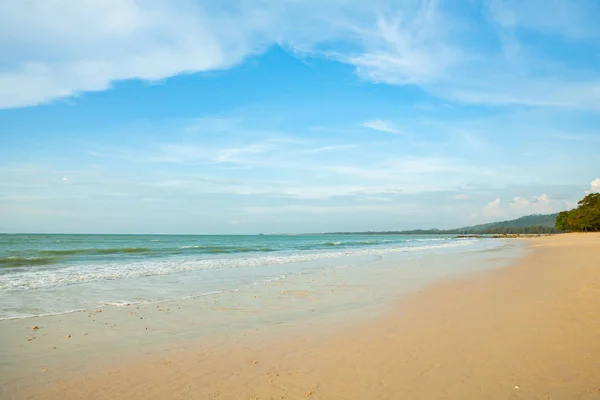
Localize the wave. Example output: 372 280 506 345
177 245 274 253
0 240 486 291
319 239 406 247
8 246 276 264
37 247 151 256
0 256 61 268
5 237 447 268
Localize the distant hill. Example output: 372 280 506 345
453 213 558 234
330 213 559 235
396 213 559 234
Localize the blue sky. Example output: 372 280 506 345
1 0 599 234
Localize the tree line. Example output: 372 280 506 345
555 193 600 232
452 225 556 234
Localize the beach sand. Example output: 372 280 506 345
4 233 600 399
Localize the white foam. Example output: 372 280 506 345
101 300 131 307
0 239 499 293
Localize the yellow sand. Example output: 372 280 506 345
19 234 600 399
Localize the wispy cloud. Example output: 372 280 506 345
485 0 600 39
360 119 402 134
326 156 476 184
2 1 599 109
339 3 458 86
305 144 358 153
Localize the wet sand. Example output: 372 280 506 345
5 234 600 399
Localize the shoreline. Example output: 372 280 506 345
1 240 522 398
3 234 599 399
0 238 513 323
0 235 496 321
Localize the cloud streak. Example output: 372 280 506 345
361 119 402 134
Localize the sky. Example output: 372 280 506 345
0 0 599 234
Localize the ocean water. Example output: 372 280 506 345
0 234 508 320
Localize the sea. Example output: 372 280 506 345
0 234 512 320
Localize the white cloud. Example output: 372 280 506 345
483 198 504 217
509 196 530 209
2 1 599 109
508 193 574 215
508 194 552 213
331 1 600 110
360 119 402 134
587 178 600 194
339 3 458 86
0 0 271 108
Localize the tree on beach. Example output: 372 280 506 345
555 193 600 232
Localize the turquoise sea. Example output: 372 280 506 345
0 234 507 320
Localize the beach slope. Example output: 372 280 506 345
17 233 600 399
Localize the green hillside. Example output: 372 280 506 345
455 213 558 233
367 214 558 235
328 213 560 235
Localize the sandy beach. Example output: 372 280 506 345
3 233 600 399
3 2 599 398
